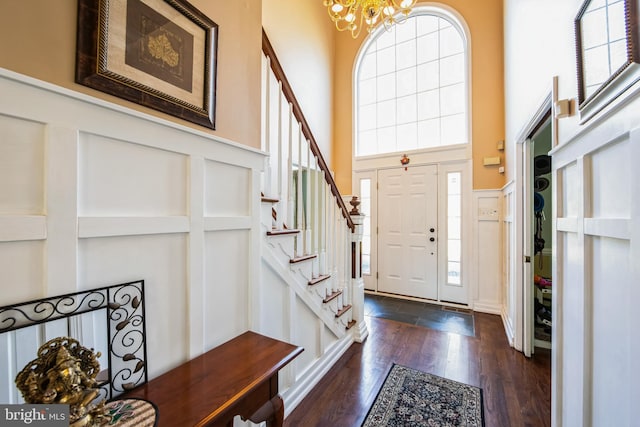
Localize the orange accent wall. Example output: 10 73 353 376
331 0 505 193
0 0 263 149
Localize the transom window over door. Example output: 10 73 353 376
356 8 469 157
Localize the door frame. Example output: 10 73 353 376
353 159 472 305
438 161 472 305
353 170 378 291
514 92 553 356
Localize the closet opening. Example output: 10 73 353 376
529 120 553 350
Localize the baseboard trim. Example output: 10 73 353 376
472 300 502 315
501 306 515 347
352 319 369 343
282 333 354 417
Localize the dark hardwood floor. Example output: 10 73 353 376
284 312 551 427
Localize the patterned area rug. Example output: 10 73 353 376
362 364 484 427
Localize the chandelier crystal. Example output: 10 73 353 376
323 0 417 38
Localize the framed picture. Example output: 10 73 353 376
575 0 640 122
76 0 218 129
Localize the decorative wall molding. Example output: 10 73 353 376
472 190 503 315
0 68 266 378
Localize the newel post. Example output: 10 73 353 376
348 196 369 343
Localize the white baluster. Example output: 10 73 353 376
264 56 271 198
332 196 338 294
327 191 334 296
296 124 303 258
287 103 294 228
321 173 328 276
313 156 320 277
305 145 312 256
276 81 284 230
339 215 345 293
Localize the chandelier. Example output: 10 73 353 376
323 0 417 38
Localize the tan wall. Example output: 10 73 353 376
0 0 263 148
332 0 506 193
262 0 336 161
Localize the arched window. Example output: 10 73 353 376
355 7 469 157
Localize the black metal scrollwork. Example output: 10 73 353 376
0 280 148 400
0 290 107 332
107 283 148 395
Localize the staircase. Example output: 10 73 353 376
257 30 368 415
261 198 356 338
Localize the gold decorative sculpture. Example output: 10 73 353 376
15 337 109 427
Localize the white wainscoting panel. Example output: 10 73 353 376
591 236 631 425
78 133 189 216
203 230 251 351
0 115 45 215
293 296 321 377
77 234 189 377
551 104 639 426
590 139 630 218
258 261 288 340
204 160 251 217
472 190 502 314
0 240 44 304
0 69 266 384
559 230 586 427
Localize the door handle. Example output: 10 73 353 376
430 237 435 242
429 228 435 232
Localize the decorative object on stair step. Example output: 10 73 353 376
400 153 410 170
15 337 109 427
324 0 417 38
362 364 484 427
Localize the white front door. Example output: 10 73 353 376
378 165 438 299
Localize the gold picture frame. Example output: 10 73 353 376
76 0 218 129
575 0 640 122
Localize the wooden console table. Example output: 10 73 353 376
121 331 303 427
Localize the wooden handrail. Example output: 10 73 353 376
262 29 354 232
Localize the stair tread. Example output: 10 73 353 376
336 304 352 318
308 274 331 286
290 254 317 263
267 229 300 236
323 290 343 303
346 320 357 330
261 196 279 203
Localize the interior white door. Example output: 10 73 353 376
523 138 534 357
378 166 438 299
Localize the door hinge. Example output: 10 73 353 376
376 272 379 279
524 255 531 263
